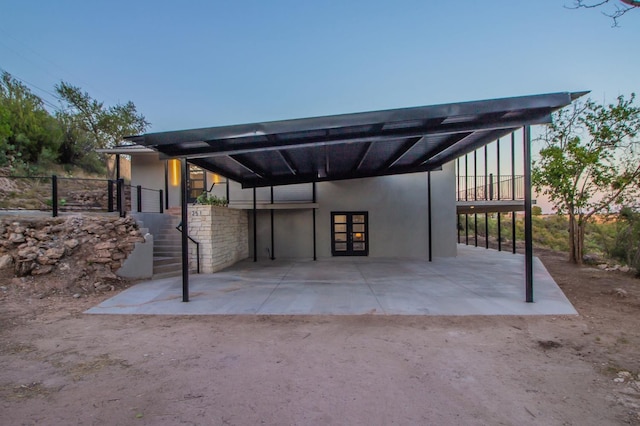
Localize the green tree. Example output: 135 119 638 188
55 82 149 174
0 72 62 168
533 95 640 264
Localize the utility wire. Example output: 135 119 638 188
0 29 117 105
0 66 63 113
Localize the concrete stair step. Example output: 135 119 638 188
155 248 178 255
153 256 181 267
153 262 183 274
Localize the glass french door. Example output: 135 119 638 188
187 165 206 203
331 212 368 256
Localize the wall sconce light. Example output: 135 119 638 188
170 159 180 186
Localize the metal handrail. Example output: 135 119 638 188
176 223 200 274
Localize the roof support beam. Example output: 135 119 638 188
276 150 297 175
380 136 423 171
426 128 515 168
353 142 373 172
228 155 267 179
154 112 554 159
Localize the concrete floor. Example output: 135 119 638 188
86 245 577 316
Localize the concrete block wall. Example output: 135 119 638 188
188 205 248 273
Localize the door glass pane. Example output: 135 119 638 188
353 242 365 251
353 224 365 232
352 215 365 223
353 232 365 242
335 243 347 251
334 215 347 223
334 224 347 232
335 233 347 242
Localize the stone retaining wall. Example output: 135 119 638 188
0 215 144 279
188 205 248 273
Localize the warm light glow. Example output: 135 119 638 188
355 233 362 238
212 173 220 184
170 159 180 186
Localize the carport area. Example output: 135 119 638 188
87 245 576 316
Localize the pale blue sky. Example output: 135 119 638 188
2 1 638 133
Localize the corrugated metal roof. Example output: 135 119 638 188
126 91 586 188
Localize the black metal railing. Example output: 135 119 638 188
0 175 163 217
457 175 524 201
176 223 200 274
123 184 164 214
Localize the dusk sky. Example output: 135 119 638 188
2 1 637 132
2 1 638 212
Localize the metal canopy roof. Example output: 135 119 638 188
126 92 585 188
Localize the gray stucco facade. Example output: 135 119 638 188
127 154 457 262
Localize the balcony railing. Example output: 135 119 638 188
456 175 524 201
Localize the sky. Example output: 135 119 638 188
2 1 638 132
2 1 639 212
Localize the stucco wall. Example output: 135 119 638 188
188 205 248 273
247 163 457 260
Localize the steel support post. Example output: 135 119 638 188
136 185 142 212
512 211 517 253
107 180 114 212
253 187 257 262
474 213 478 247
164 160 169 209
485 212 489 249
465 214 469 245
497 213 502 251
524 126 534 302
312 182 317 261
180 159 189 302
428 171 432 262
511 132 517 254
52 175 58 217
270 186 275 260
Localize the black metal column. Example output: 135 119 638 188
427 171 432 262
457 158 461 201
226 178 230 203
253 187 257 262
511 132 517 254
496 138 502 251
164 160 169 210
117 178 125 218
465 214 469 245
464 155 468 202
115 154 121 180
523 126 534 302
136 185 142 212
107 180 114 212
473 150 478 247
484 146 488 249
270 186 275 260
52 175 58 217
312 182 317 261
180 158 189 303
497 213 502 251
474 213 478 247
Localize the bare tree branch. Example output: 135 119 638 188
567 0 639 26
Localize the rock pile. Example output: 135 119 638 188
0 215 143 278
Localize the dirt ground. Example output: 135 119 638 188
1 249 640 425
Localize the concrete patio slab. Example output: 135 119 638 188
86 245 578 316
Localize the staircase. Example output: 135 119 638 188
133 212 195 279
152 216 183 279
